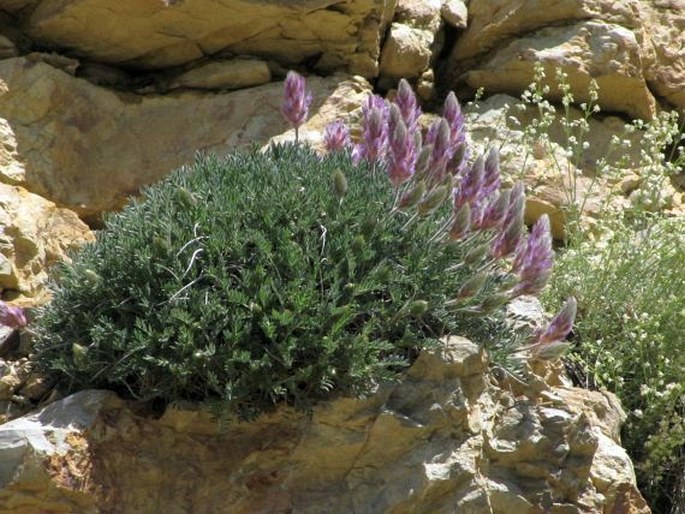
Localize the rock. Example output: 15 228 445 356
458 21 656 120
75 62 133 88
0 339 648 513
505 295 547 333
447 0 685 117
637 3 685 111
166 59 271 92
0 57 349 219
451 0 641 62
525 196 568 240
416 68 435 101
0 389 119 512
0 34 17 59
19 0 395 77
0 183 93 300
379 0 445 85
395 0 442 32
618 173 642 195
18 371 52 401
441 0 468 28
379 23 435 80
0 0 36 13
0 359 25 400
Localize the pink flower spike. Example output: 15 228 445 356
359 94 389 165
394 79 421 131
281 71 313 141
323 120 351 153
0 301 27 329
536 297 577 345
388 118 419 187
511 215 554 296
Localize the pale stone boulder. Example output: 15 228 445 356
395 0 443 32
451 0 642 61
0 390 118 512
640 3 685 110
461 21 656 120
166 59 271 92
18 0 395 77
448 0 685 116
0 0 36 13
379 22 435 80
441 0 468 28
0 57 349 219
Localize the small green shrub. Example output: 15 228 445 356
34 145 512 419
545 215 685 511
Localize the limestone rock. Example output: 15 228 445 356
0 183 93 300
441 0 467 28
447 0 685 116
395 0 442 32
0 57 347 219
0 35 16 59
0 389 118 512
166 59 271 92
17 0 395 77
641 4 685 110
451 0 642 62
0 338 648 513
379 22 435 80
0 0 36 13
460 21 656 120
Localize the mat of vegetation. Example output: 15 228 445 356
33 145 513 419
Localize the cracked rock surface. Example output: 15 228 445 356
0 338 649 513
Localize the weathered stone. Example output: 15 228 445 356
451 0 642 61
0 34 16 59
630 2 685 112
18 371 51 401
526 196 568 240
166 59 271 92
379 23 435 80
459 21 656 120
395 0 442 31
505 295 547 333
448 0 685 117
0 57 350 219
441 0 468 28
19 0 395 77
0 183 93 300
0 360 23 400
0 0 36 13
0 340 647 513
0 389 118 512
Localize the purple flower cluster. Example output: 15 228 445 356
281 73 566 353
0 300 26 329
323 121 350 153
510 214 554 297
281 71 313 141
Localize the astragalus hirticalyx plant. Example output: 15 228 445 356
33 72 575 421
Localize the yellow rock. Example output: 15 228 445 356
22 0 395 76
0 183 93 302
